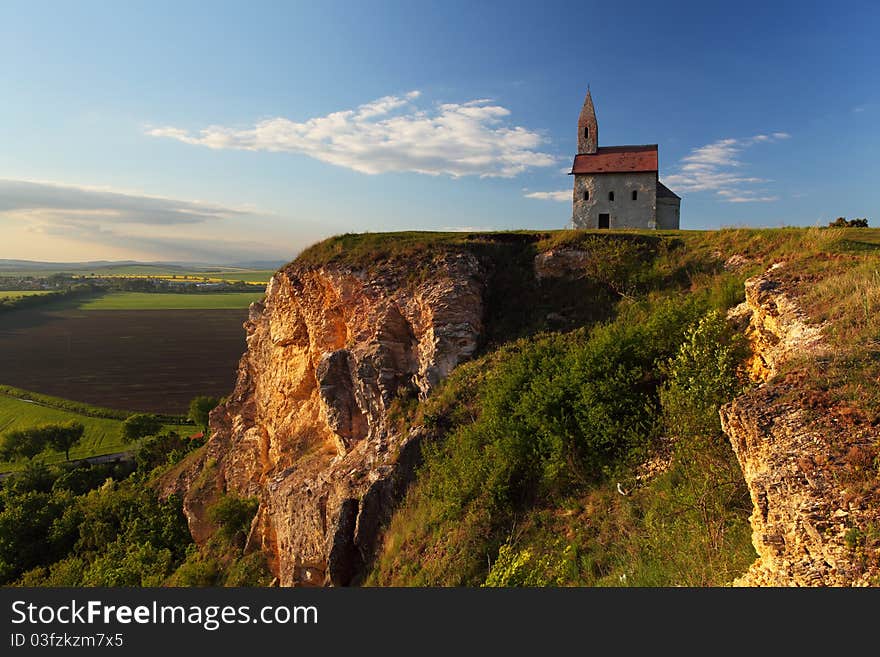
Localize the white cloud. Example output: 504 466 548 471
663 132 789 203
147 91 557 178
723 195 780 203
524 190 570 202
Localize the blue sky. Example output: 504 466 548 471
0 0 877 263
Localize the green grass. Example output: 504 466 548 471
0 393 191 473
1 264 276 284
362 226 880 586
0 290 53 298
153 270 274 283
76 291 264 310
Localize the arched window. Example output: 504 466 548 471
583 190 589 201
584 126 589 139
609 191 615 202
632 190 638 201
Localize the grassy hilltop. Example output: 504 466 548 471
3 226 879 587
353 226 880 586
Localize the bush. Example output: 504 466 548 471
482 541 576 587
224 552 274 586
828 217 869 228
373 296 708 585
168 556 221 587
136 432 193 472
122 414 163 442
188 396 220 433
659 311 747 441
208 494 259 544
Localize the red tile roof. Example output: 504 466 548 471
570 145 658 174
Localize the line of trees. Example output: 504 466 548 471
2 395 222 467
0 421 84 462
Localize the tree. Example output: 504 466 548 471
188 396 220 434
0 429 46 462
45 421 84 461
135 432 190 472
829 216 869 228
121 414 162 443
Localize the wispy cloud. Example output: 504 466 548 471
438 225 500 232
33 220 287 263
147 91 557 178
523 190 570 202
663 132 789 203
0 179 248 224
0 178 292 263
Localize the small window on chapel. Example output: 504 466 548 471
609 191 615 202
584 126 589 139
632 190 638 201
583 190 589 201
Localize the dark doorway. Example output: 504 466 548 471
598 213 610 229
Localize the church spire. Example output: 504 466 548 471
578 87 598 154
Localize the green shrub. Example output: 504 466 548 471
373 296 707 585
659 310 747 442
168 556 222 587
208 494 260 544
483 541 577 587
136 431 193 472
224 552 274 587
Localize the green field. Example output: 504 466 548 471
1 263 276 283
0 290 53 298
76 291 265 310
162 270 274 283
0 393 192 472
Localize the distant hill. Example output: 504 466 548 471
0 259 285 273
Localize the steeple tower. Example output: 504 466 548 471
577 87 598 154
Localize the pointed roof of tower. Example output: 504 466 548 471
578 88 596 124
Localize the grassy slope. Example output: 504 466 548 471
353 226 880 587
0 392 192 472
76 291 264 310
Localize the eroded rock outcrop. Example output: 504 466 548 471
721 264 879 586
168 252 484 586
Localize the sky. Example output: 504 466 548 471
0 0 878 264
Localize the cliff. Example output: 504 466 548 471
721 264 880 586
167 251 485 585
164 230 880 587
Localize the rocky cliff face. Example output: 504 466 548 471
721 264 879 586
169 252 484 586
165 239 879 587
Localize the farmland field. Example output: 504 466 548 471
77 291 265 310
0 393 191 472
0 303 251 414
0 263 278 283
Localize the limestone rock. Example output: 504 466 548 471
169 253 483 586
721 264 879 586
